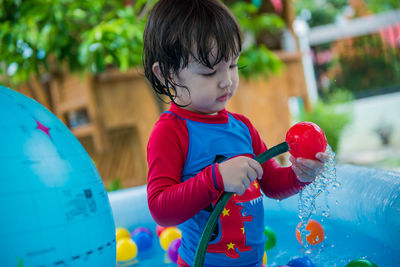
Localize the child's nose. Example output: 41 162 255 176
218 71 232 89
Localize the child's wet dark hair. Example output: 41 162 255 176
143 0 242 105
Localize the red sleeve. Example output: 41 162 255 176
146 113 224 226
231 113 307 200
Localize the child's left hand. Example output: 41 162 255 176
289 152 330 183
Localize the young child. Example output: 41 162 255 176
143 0 328 266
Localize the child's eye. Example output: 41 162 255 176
201 64 238 77
202 71 216 77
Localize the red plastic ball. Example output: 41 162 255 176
285 122 327 159
156 225 168 237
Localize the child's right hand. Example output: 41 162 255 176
218 156 263 195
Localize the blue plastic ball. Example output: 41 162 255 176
131 227 153 252
287 256 316 267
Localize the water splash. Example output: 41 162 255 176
297 146 340 249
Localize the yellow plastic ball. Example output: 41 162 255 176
159 227 182 251
116 238 137 262
116 227 131 242
263 251 267 265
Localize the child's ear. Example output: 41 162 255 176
152 62 165 85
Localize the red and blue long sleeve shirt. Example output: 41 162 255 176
147 103 307 266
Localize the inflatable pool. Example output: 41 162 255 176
2 85 396 266
109 164 400 266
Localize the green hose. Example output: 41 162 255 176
193 141 289 267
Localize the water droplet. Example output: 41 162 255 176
296 146 339 248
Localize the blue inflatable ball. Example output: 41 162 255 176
131 226 153 252
0 86 116 266
287 256 316 267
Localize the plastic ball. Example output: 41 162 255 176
346 259 378 267
132 226 152 236
131 227 153 252
116 238 138 262
263 251 267 265
264 226 277 251
296 219 324 246
116 227 131 242
159 227 182 250
167 238 181 263
156 225 168 237
287 256 316 267
285 122 327 159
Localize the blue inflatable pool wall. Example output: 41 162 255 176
109 164 400 252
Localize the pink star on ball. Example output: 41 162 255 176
35 119 51 138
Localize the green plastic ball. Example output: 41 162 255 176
346 259 378 267
264 226 277 251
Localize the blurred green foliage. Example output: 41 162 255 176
0 0 153 86
293 0 348 27
328 35 400 98
0 0 285 87
229 2 285 79
294 0 400 28
79 4 147 73
364 0 400 13
298 89 353 153
106 177 123 192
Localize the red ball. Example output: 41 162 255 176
285 122 327 159
156 225 168 237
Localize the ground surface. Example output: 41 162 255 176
337 92 400 171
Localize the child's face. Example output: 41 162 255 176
173 54 239 115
